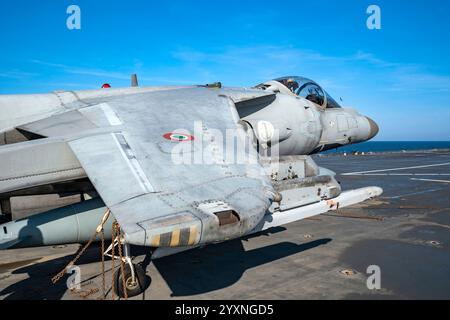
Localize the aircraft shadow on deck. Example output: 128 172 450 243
151 236 332 297
0 244 107 300
0 229 332 299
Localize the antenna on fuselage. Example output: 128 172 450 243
131 74 139 87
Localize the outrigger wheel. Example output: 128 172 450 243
113 263 149 298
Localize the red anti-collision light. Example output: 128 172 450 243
102 83 111 88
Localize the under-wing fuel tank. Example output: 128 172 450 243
0 198 112 249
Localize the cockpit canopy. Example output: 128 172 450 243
266 76 342 109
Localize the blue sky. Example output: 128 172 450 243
0 0 449 140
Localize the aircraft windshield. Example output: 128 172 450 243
274 76 342 109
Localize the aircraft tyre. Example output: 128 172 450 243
114 263 148 298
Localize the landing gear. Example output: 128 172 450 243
113 263 148 298
106 240 150 298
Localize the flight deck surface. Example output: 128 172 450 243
1 150 449 300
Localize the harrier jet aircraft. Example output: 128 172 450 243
0 76 381 297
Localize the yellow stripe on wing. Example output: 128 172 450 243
170 229 181 247
188 225 197 246
150 234 161 247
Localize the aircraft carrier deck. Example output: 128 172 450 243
1 150 450 300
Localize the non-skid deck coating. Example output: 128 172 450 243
1 151 449 300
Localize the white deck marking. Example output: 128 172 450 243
342 162 450 175
387 188 443 199
411 178 450 184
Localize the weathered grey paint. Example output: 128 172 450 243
0 77 380 252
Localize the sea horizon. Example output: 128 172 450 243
322 141 450 154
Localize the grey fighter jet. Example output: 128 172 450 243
0 75 381 297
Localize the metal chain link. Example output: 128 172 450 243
51 232 98 284
101 229 106 299
50 210 131 300
115 222 128 300
51 208 111 299
111 222 116 300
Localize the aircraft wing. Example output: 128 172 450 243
18 87 274 247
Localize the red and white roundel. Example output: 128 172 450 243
163 132 195 142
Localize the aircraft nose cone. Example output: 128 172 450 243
366 117 379 140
